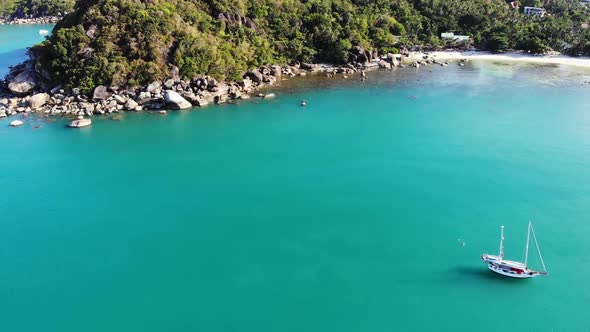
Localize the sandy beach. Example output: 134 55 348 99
408 51 590 68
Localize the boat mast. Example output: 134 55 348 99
499 225 505 262
530 222 548 273
524 221 531 268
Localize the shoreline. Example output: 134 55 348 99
3 50 590 126
407 50 590 68
1 63 356 125
0 16 61 25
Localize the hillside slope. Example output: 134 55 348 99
0 0 74 17
27 0 590 93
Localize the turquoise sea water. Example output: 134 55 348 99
0 24 53 77
2 25 590 331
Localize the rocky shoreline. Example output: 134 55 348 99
1 47 461 126
0 16 61 25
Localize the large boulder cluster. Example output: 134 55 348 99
1 65 290 118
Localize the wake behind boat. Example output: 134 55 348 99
481 221 548 279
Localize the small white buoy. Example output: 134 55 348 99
9 120 23 127
300 100 307 107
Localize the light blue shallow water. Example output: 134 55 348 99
2 25 590 331
0 23 53 77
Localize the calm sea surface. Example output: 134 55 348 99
0 24 53 77
1 25 590 332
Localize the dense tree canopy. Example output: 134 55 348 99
26 0 590 93
1 0 75 17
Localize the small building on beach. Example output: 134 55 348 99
441 32 470 42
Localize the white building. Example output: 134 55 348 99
441 32 470 42
524 6 546 17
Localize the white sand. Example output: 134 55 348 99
407 51 590 68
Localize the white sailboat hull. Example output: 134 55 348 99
480 222 548 279
487 262 543 278
481 254 547 279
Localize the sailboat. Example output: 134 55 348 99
481 221 548 278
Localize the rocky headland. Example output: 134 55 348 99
1 46 460 124
0 15 62 25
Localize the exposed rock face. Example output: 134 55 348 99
350 46 372 64
93 85 111 100
86 24 98 39
240 78 253 92
164 79 175 89
270 65 282 77
244 70 263 84
1 63 382 120
8 69 39 94
378 60 392 69
217 12 259 31
124 99 139 111
147 81 162 93
114 95 127 104
182 92 209 107
27 93 50 109
164 90 192 109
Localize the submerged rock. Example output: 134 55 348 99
68 118 92 128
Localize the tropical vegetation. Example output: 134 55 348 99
19 0 590 93
0 0 75 17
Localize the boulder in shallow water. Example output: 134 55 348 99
164 90 191 109
68 118 92 128
27 93 50 109
10 120 24 127
378 60 392 69
270 65 282 77
124 99 139 111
